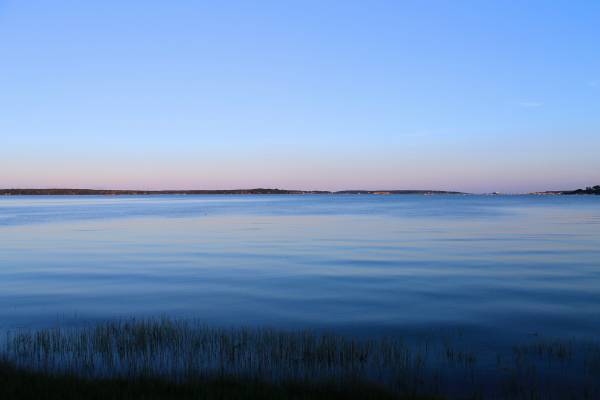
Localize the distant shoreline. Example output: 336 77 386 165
0 188 465 196
1 187 598 196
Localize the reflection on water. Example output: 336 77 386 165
1 195 599 340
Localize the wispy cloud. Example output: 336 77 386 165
403 131 430 138
518 101 543 108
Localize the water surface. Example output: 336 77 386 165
1 195 599 341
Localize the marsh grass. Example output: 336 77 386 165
1 318 599 399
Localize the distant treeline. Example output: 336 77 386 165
0 188 325 195
562 185 600 195
0 188 463 196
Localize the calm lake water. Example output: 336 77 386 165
1 195 599 340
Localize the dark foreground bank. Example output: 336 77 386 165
1 319 599 399
0 362 417 400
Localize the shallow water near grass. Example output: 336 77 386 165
1 194 599 341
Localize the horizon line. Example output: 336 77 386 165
0 187 588 195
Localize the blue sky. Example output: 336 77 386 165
1 0 599 192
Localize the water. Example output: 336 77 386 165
1 195 599 341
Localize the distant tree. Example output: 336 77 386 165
562 185 600 195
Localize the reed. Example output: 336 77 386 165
1 318 599 399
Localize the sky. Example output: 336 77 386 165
1 0 599 193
